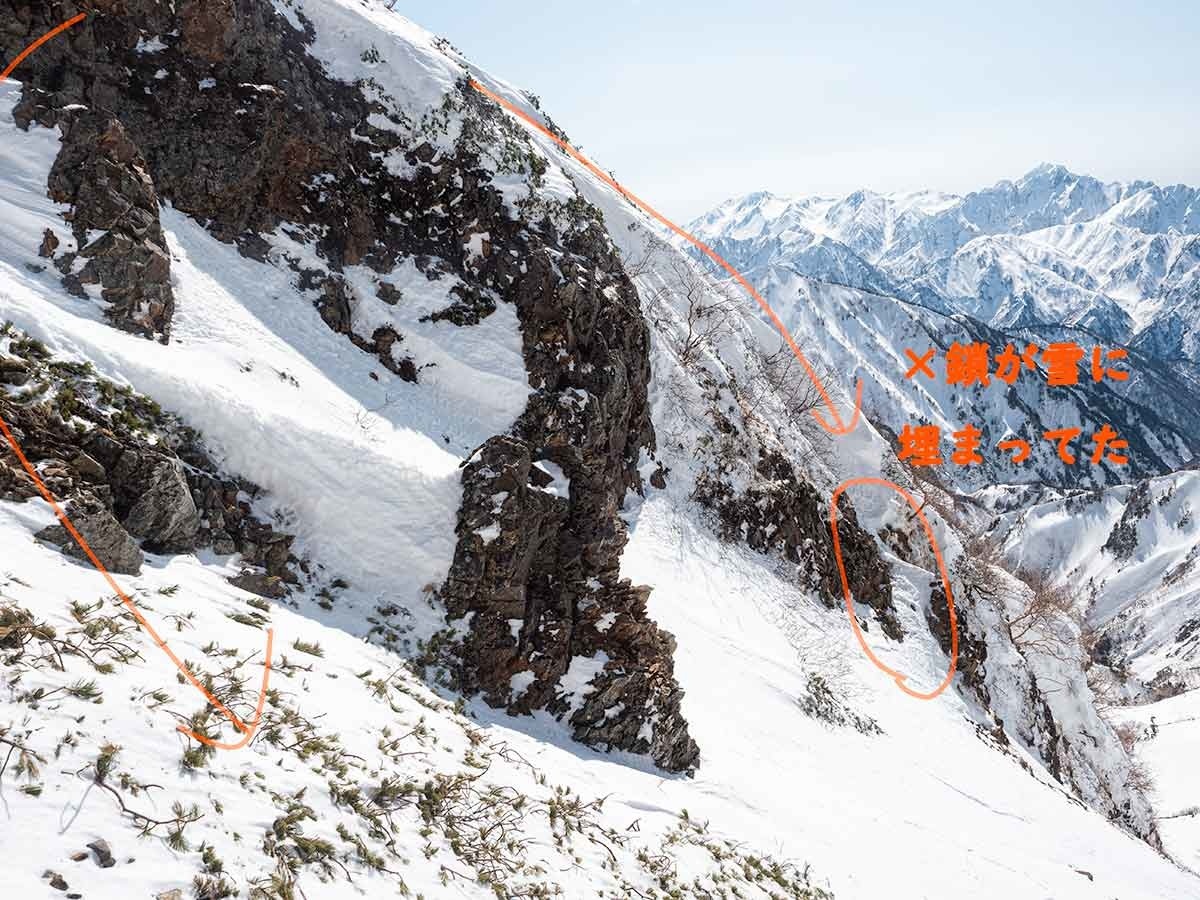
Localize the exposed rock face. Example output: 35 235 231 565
928 578 989 701
439 212 699 772
0 336 297 587
695 449 901 640
47 112 174 342
0 356 31 387
229 570 288 599
35 493 143 575
109 451 201 552
1103 480 1151 560
1 0 698 770
5 1 373 259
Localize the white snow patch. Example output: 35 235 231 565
135 35 168 53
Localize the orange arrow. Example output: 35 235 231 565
2 14 272 749
468 79 863 435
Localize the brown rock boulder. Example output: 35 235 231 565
35 494 143 575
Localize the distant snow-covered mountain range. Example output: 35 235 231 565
690 164 1200 360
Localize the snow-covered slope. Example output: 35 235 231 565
1120 690 1200 870
991 469 1200 869
992 469 1200 693
2 3 1198 898
693 165 1200 866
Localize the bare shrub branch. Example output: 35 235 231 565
1006 567 1082 659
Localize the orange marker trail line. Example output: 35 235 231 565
1 13 272 750
472 80 959 698
0 13 88 82
831 478 958 700
0 416 273 749
468 79 863 436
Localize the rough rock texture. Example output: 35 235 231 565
1 1 699 770
695 449 901 640
0 336 298 589
35 493 143 575
86 837 115 869
108 450 200 552
439 215 699 772
1103 480 1151 561
928 578 989 702
47 112 175 341
5 0 432 367
0 355 32 387
229 570 288 599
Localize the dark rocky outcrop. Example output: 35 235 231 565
439 214 699 772
46 112 174 341
228 569 288 600
928 578 989 702
695 449 901 640
35 493 143 575
0 337 297 588
107 450 200 552
1 0 698 771
1103 480 1151 560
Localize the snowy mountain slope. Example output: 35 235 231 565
1 493 842 900
0 67 841 897
1 1 1198 897
912 232 1136 341
1134 288 1200 370
993 472 1200 870
688 163 1200 498
693 160 1200 876
3 409 1197 900
991 470 1200 694
0 77 507 650
355 31 1190 849
0 307 1192 899
689 163 1200 279
1120 690 1200 871
1026 223 1200 327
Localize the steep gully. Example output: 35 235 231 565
467 79 959 700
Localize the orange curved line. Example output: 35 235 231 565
468 79 863 436
1 13 87 82
813 378 864 435
830 477 958 700
1 12 270 751
0 414 273 747
178 629 274 750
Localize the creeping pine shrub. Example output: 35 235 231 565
799 673 882 736
291 639 324 658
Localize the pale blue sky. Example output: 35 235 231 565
407 1 1199 221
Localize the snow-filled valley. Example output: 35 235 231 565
1 2 1198 899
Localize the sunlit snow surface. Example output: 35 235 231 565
1 3 1198 894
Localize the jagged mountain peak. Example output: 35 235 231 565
692 164 1200 363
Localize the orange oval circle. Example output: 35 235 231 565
830 477 958 700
